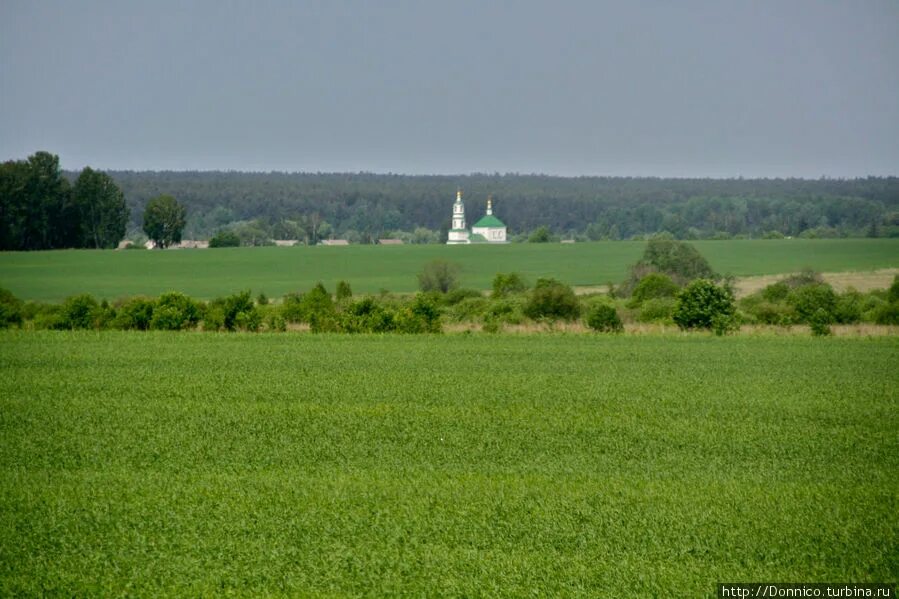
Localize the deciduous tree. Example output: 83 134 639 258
143 195 187 249
73 167 127 249
418 260 460 293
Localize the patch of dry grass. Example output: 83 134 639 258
445 321 899 337
733 268 899 298
575 268 898 299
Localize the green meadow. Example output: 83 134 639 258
1 332 896 596
1 239 897 301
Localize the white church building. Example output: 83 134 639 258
447 190 507 244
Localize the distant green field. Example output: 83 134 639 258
0 332 896 595
1 239 897 301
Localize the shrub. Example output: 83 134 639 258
833 291 862 325
888 275 899 303
59 294 101 330
481 317 501 333
32 305 64 330
809 308 833 336
281 293 304 323
780 269 825 290
396 294 442 334
528 226 551 243
444 288 483 306
585 303 623 333
282 283 335 324
743 299 795 325
788 284 838 324
446 297 490 322
305 283 336 318
203 306 226 331
267 313 287 332
20 301 45 322
113 297 155 330
628 273 679 307
235 309 262 332
412 294 441 333
486 298 526 325
151 292 201 330
638 238 715 283
208 291 260 332
0 287 24 329
418 260 460 293
492 272 528 298
858 293 885 323
637 298 676 323
209 230 241 248
874 301 899 325
339 297 395 333
94 300 117 330
309 311 340 333
523 278 580 322
203 291 258 332
711 313 739 336
673 279 736 331
256 292 269 306
151 306 184 331
760 282 790 303
335 280 352 302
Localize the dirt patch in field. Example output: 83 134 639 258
573 285 611 296
733 268 898 298
575 269 898 298
444 321 898 336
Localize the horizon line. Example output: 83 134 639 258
54 167 899 182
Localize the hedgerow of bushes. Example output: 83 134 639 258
1 270 897 335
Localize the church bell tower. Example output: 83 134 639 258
447 188 471 244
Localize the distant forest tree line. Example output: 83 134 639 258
102 170 899 244
2 151 899 250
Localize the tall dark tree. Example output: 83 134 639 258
0 160 28 250
73 167 128 249
25 152 75 249
143 194 187 249
0 152 73 250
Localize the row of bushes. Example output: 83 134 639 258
0 275 679 335
0 284 442 334
281 284 441 333
2 270 896 335
0 290 261 333
439 276 735 334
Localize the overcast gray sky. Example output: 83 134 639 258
2 1 898 177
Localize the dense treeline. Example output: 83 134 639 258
5 150 899 249
99 170 899 243
1 152 127 250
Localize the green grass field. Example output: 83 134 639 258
1 332 896 595
1 239 897 301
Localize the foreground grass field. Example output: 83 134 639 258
1 238 898 301
0 332 896 595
